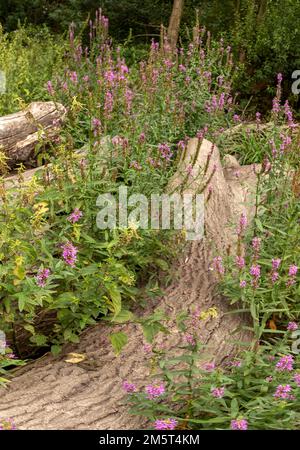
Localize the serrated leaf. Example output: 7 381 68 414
110 331 128 355
110 309 134 323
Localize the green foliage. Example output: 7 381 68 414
0 24 66 115
126 330 300 430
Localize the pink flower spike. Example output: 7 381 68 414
145 383 165 400
287 322 298 331
67 208 83 224
122 381 137 393
211 387 225 398
154 418 177 430
231 419 248 430
288 265 298 277
61 242 78 267
276 355 294 372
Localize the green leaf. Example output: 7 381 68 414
51 345 62 356
24 324 35 335
108 286 122 317
30 334 48 346
230 398 239 417
110 309 134 323
17 294 26 312
110 331 128 355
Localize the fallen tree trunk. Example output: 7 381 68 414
0 102 66 166
0 138 259 430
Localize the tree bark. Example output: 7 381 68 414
167 0 184 49
0 102 66 166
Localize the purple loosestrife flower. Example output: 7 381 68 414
68 208 83 224
233 114 241 123
240 280 247 288
125 88 134 114
269 138 277 157
138 132 145 144
158 143 173 162
272 259 281 270
212 256 225 275
274 384 292 399
69 71 78 84
265 376 273 383
225 359 242 368
130 161 142 171
288 265 298 277
231 419 248 430
236 256 245 269
237 213 247 235
287 264 298 287
104 70 116 84
46 81 55 96
203 362 215 372
250 264 261 278
145 383 165 400
111 135 123 147
0 417 16 430
177 140 186 151
252 237 261 254
154 418 177 430
143 344 152 354
184 334 196 346
62 242 78 267
250 263 261 278
271 272 279 283
287 322 298 331
272 97 281 115
122 381 137 393
284 100 296 128
211 387 225 398
293 373 300 387
36 268 50 287
92 118 101 136
104 91 114 116
276 355 294 371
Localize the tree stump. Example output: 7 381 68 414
0 102 66 166
0 138 259 430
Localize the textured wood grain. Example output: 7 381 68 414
0 102 66 165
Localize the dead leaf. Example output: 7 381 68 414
65 353 86 364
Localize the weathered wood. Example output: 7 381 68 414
0 102 66 165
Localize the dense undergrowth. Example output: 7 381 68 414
0 9 299 431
